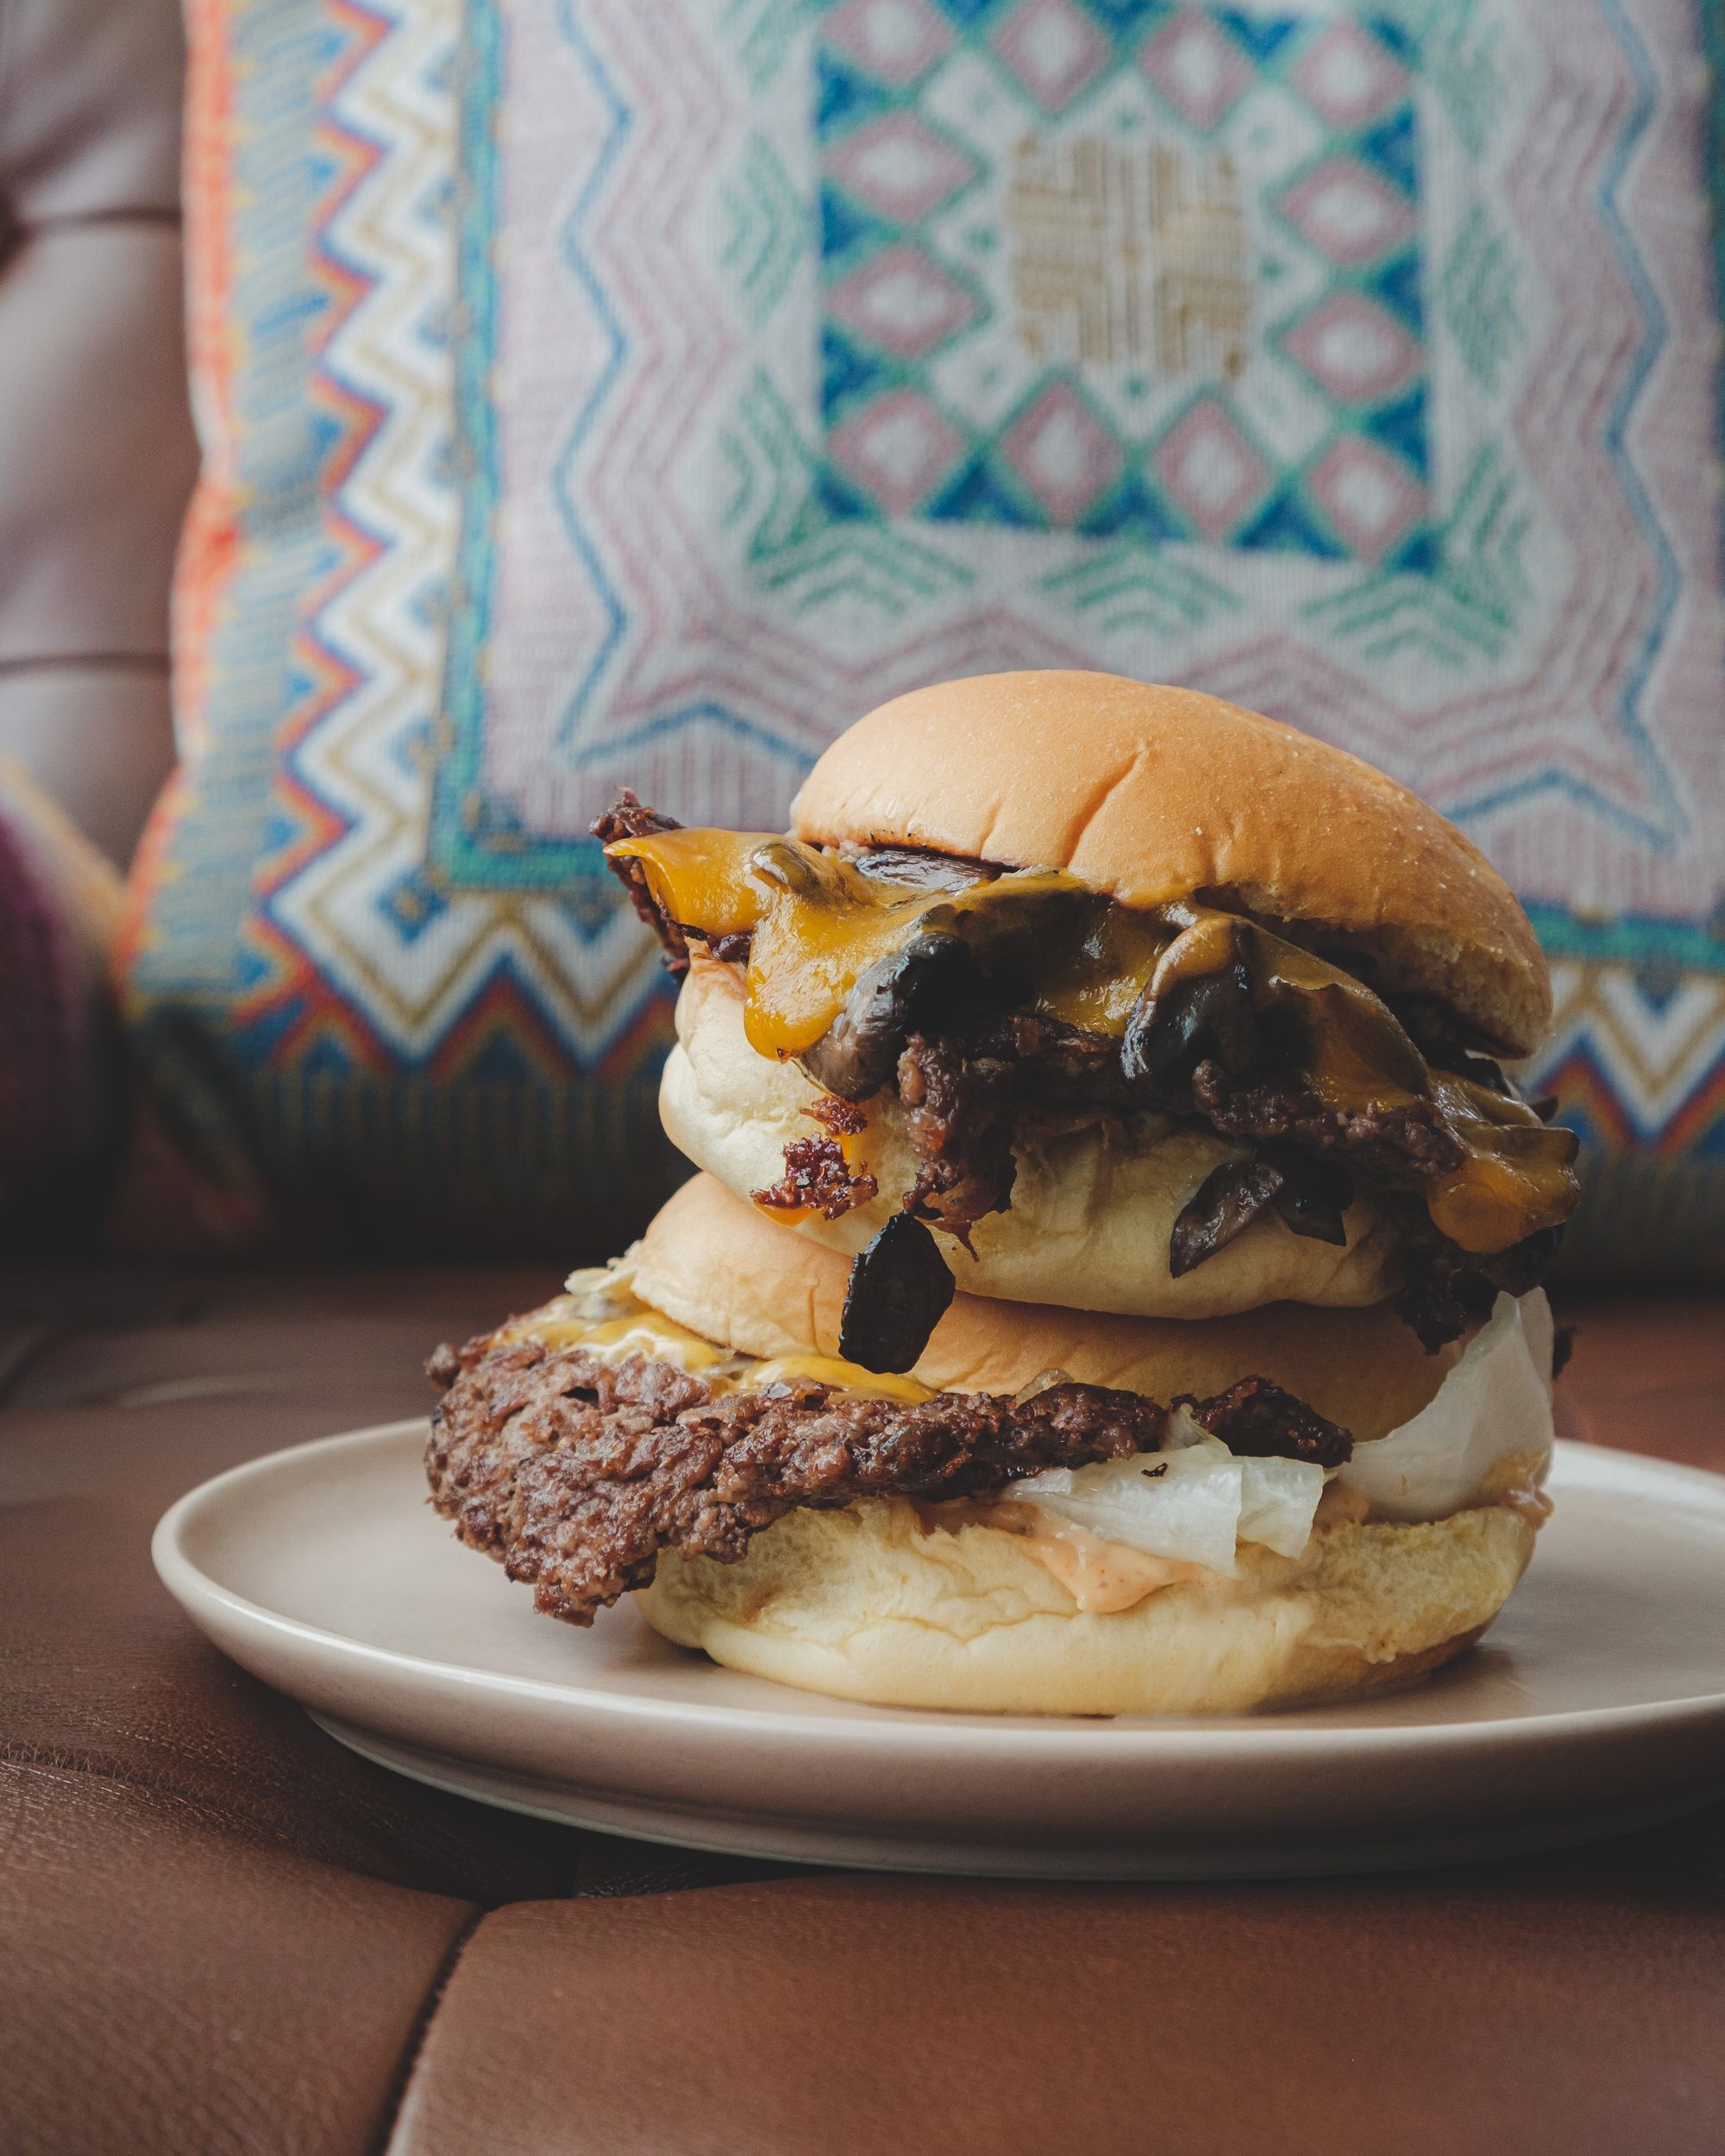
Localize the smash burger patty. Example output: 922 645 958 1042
425 1328 1346 1626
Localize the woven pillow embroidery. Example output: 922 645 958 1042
126 0 1725 1265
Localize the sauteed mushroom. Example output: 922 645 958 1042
837 1211 957 1374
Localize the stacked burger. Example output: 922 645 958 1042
427 673 1579 1714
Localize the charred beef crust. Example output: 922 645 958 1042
1190 1071 1565 1350
752 1100 879 1224
751 1134 880 1221
768 1014 1132 1241
1176 1377 1352 1470
1393 1241 1491 1355
1383 1194 1564 1354
423 1335 715 1561
806 1095 869 1137
426 1337 1165 1625
974 1012 1138 1112
896 1032 1020 1241
593 790 690 975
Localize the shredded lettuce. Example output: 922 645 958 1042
1015 1423 1325 1576
1338 1291 1554 1523
1238 1452 1331 1558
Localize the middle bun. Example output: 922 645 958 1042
662 956 1401 1322
632 1173 1455 1444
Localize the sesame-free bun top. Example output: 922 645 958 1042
631 1174 1455 1444
791 671 1550 1056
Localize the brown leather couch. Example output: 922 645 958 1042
3 1267 1722 2156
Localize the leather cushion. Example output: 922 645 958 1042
391 1871 1725 2156
0 1756 474 2156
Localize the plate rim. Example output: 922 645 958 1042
304 1709 1725 1881
153 1417 1725 1753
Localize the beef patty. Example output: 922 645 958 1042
425 1332 1351 1626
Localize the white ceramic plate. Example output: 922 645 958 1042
153 1423 1725 1879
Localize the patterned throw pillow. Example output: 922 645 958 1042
121 0 683 1252
124 0 1725 1267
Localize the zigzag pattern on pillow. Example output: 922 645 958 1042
123 0 1725 1264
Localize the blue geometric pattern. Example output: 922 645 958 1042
815 4 1435 567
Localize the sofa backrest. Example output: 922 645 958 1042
0 0 198 866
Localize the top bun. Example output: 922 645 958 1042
630 1175 1454 1444
792 671 1548 1056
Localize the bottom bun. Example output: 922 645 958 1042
637 1500 1534 1716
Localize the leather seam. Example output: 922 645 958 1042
374 1905 488 2156
0 654 171 679
4 206 183 232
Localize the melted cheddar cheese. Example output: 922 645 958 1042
502 1271 934 1405
608 827 1115 1053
